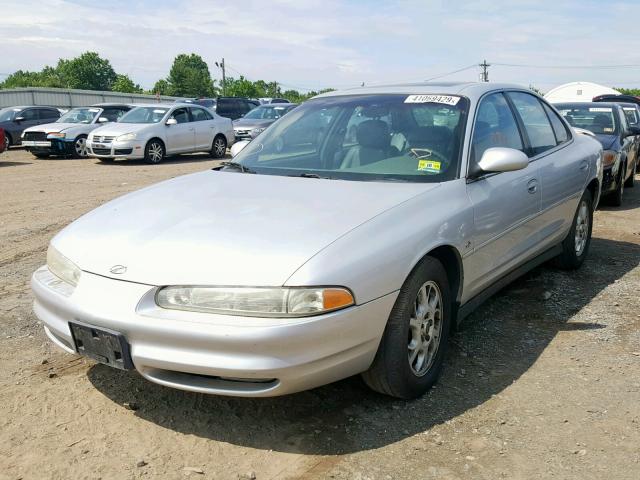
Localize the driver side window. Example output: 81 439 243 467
471 93 523 167
171 108 190 124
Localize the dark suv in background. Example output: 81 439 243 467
555 101 639 205
0 106 61 150
175 97 260 120
594 94 640 172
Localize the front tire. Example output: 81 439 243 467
211 135 227 159
362 257 451 399
553 189 593 270
73 136 89 158
4 133 12 151
144 139 165 164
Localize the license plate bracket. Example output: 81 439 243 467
69 322 134 370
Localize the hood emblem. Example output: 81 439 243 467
110 265 127 275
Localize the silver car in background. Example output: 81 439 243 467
233 103 298 141
32 82 602 398
21 104 132 158
87 103 235 163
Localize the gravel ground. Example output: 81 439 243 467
1 148 639 480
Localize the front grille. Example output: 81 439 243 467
92 148 111 155
23 131 47 141
93 135 115 143
114 148 132 155
234 129 250 136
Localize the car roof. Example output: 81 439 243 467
260 102 297 106
1 105 53 110
316 81 529 98
89 103 134 108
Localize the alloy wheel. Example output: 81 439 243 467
148 142 163 163
408 281 443 376
75 137 88 157
574 200 589 256
214 137 226 157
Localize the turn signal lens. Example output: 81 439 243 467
602 150 617 167
322 288 355 310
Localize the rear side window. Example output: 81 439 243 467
542 103 569 144
38 108 60 120
508 92 557 156
471 92 523 166
190 107 212 121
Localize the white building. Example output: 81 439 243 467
544 82 620 103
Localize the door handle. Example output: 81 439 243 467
527 179 538 194
579 161 588 171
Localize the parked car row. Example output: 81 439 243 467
174 96 261 120
32 82 606 399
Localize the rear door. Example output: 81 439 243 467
464 91 541 298
165 107 195 153
38 108 61 123
190 107 216 150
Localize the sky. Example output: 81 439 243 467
2 0 640 93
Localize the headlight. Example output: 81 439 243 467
156 286 354 317
251 127 266 135
117 133 136 142
602 150 617 167
47 132 66 139
47 245 81 287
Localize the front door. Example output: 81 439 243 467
165 107 195 153
464 92 541 301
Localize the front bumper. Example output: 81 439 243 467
23 138 73 156
88 139 145 160
602 165 617 194
32 267 395 397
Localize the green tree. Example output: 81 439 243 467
112 74 143 93
0 66 63 89
167 54 215 97
614 87 640 96
56 52 117 90
225 76 261 98
151 79 170 96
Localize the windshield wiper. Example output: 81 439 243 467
291 172 334 179
219 161 257 174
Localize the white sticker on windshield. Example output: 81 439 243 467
88 108 100 112
153 109 166 114
405 94 461 105
589 107 611 112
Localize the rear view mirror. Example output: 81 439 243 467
166 118 178 126
97 117 109 123
477 147 529 175
14 116 25 122
230 140 251 157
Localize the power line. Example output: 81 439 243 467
493 62 640 69
424 64 478 82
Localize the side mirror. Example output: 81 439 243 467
14 116 25 122
98 117 109 123
166 118 178 126
476 147 529 175
625 126 640 137
230 140 251 158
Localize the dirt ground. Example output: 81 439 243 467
1 148 639 480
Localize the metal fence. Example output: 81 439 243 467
0 87 179 108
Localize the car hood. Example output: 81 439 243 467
233 119 274 129
52 171 437 286
23 122 86 134
90 123 152 136
593 134 619 150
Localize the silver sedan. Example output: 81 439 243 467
32 82 602 398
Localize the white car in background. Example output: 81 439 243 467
88 104 235 163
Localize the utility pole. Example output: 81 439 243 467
479 59 491 82
215 58 226 96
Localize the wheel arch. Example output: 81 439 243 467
586 176 600 208
410 244 464 330
146 137 166 150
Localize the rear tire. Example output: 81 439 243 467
211 134 227 159
144 139 165 164
362 257 451 399
553 189 593 270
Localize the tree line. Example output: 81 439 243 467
0 51 333 103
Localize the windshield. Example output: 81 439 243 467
57 107 101 124
0 108 20 122
244 105 294 120
120 107 169 124
556 104 618 135
232 94 468 182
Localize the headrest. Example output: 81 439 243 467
356 120 389 149
592 114 612 129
